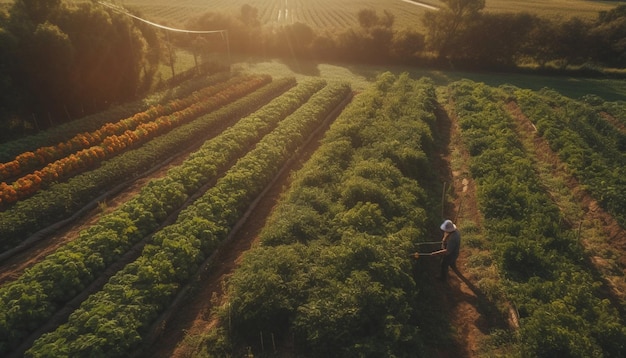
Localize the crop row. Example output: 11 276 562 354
0 73 232 163
0 77 290 253
450 80 626 357
211 73 441 356
0 73 236 182
576 94 626 130
25 81 352 357
0 77 322 355
0 75 271 207
513 88 626 227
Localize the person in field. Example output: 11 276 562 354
433 219 461 280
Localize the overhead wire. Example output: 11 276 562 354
98 1 226 34
97 1 231 68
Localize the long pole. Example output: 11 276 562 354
441 181 447 219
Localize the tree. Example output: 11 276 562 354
553 17 593 67
1 0 157 128
20 21 75 115
423 0 485 61
239 4 260 27
589 4 626 67
358 8 394 30
455 12 536 68
9 0 62 25
391 30 425 62
0 25 23 141
519 16 560 68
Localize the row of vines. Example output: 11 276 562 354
2 66 624 358
448 80 626 357
21 80 351 357
193 72 444 357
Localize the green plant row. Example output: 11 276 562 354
0 75 278 253
25 82 352 358
594 99 626 129
513 88 626 227
212 73 441 357
581 95 626 133
0 77 317 355
0 72 233 163
450 79 626 358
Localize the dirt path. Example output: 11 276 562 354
420 101 511 357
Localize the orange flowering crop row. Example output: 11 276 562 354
0 75 271 207
0 75 247 182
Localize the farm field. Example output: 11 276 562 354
2 0 626 356
108 0 620 30
118 0 435 30
0 63 625 356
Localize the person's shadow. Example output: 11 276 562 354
450 265 509 333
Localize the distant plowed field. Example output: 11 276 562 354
115 0 617 30
116 0 435 29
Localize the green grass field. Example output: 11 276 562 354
233 57 626 101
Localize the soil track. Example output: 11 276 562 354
419 100 511 357
0 153 187 286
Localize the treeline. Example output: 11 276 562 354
0 0 162 141
3 0 626 142
177 1 626 72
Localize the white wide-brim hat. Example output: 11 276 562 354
440 219 457 232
